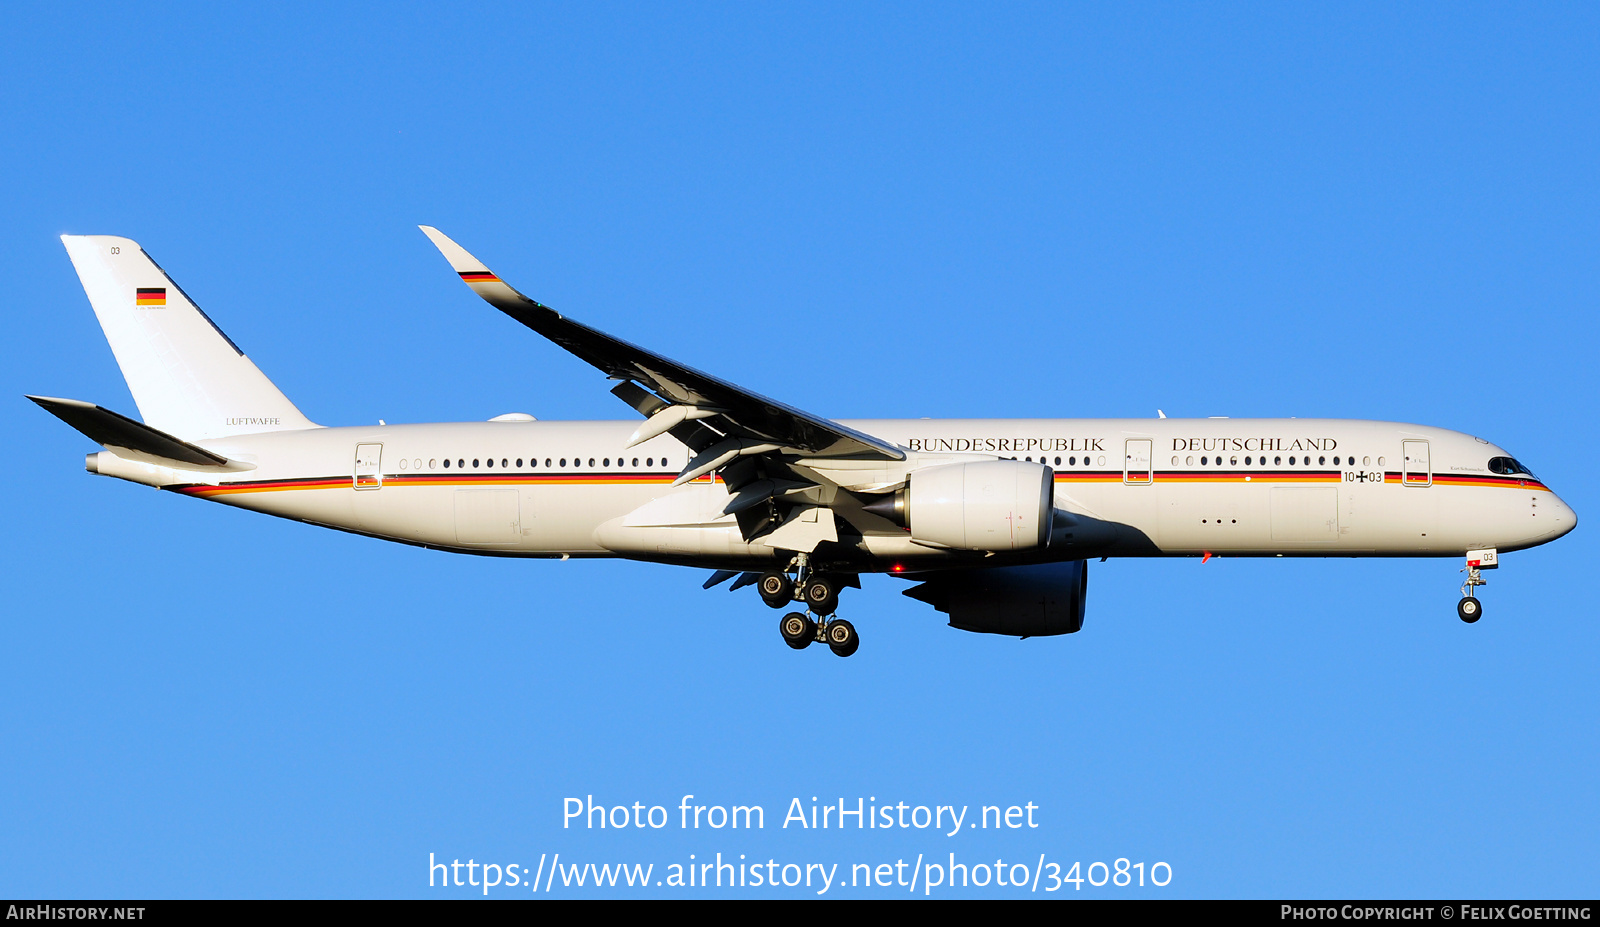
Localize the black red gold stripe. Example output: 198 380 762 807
135 287 167 306
174 471 713 497
1055 470 1343 484
458 271 500 284
1385 472 1550 492
1054 470 1550 490
172 469 1549 497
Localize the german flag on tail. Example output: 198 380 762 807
135 287 166 306
458 271 500 284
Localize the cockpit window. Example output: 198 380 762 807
1488 456 1537 479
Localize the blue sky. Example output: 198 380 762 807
3 3 1596 898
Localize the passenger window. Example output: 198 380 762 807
1378 457 1385 466
429 458 436 469
1319 456 1326 466
1289 457 1296 465
1057 457 1063 466
399 459 408 470
516 458 523 468
647 458 653 467
589 458 595 468
444 459 452 468
632 458 639 467
560 458 567 468
1274 456 1281 465
1230 456 1237 466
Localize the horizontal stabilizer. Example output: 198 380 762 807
28 395 253 470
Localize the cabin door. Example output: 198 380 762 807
354 443 383 490
1401 440 1431 487
1123 438 1153 485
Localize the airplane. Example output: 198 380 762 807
31 229 1577 656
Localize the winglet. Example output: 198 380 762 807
418 225 489 274
418 226 532 308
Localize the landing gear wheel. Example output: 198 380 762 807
802 575 839 616
780 612 816 649
826 619 858 657
759 571 794 609
1458 596 1482 623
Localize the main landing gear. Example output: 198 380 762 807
779 613 858 657
761 553 858 656
1457 548 1497 624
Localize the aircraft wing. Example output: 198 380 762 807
419 226 904 473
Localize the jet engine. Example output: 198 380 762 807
901 560 1088 637
868 459 1054 551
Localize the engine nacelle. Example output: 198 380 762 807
902 560 1088 637
903 459 1054 551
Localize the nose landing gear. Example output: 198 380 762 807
1457 548 1497 624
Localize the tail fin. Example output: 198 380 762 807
60 235 317 441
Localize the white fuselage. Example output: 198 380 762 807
88 416 1575 571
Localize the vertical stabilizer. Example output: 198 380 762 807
60 235 318 441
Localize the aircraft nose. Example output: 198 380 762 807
1541 490 1578 544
